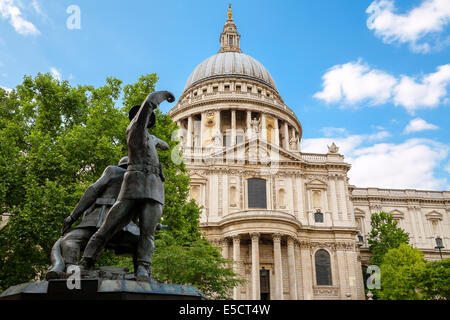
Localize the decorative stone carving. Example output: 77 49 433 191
327 142 339 154
313 287 339 297
205 111 216 127
213 131 222 146
250 117 261 136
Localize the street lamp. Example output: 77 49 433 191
357 235 364 247
435 236 444 260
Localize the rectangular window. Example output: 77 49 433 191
236 135 244 144
223 135 232 147
213 86 218 93
229 35 233 45
224 85 230 92
236 85 241 92
248 178 267 209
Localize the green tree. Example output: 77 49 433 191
368 211 410 266
0 73 241 298
414 258 450 300
379 243 426 300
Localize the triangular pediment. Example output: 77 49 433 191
425 210 442 220
188 172 208 182
205 136 303 164
305 178 328 189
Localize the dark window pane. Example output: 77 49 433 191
315 249 332 285
236 135 244 144
315 212 324 223
223 135 231 147
248 178 267 209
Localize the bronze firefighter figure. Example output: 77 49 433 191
45 156 166 280
79 91 174 280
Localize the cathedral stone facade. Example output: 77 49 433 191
168 7 450 300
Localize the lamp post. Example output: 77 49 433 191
357 235 364 247
435 236 444 260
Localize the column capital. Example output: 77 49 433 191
272 233 282 243
232 234 241 243
219 237 230 246
250 232 260 241
287 236 297 246
298 240 311 249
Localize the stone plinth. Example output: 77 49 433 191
0 279 206 300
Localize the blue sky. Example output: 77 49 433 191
0 0 449 190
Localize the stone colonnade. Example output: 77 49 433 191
220 232 313 300
177 109 300 151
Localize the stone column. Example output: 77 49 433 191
274 118 280 146
231 109 236 146
232 235 241 300
345 244 359 300
329 175 339 223
216 110 221 146
408 205 419 246
272 233 284 300
246 110 252 140
220 238 229 260
336 243 350 300
283 122 289 150
251 233 260 300
287 237 298 300
294 241 303 299
187 116 193 149
290 127 296 150
200 112 205 148
299 241 313 300
261 113 267 142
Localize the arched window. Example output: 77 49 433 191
315 249 332 286
248 178 267 209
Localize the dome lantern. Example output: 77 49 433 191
219 4 241 53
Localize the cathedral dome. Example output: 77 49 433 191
184 52 277 91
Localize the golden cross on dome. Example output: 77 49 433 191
227 4 233 20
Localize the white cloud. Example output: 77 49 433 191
393 64 450 112
313 60 397 105
366 0 450 53
302 131 448 190
50 67 61 81
315 61 450 113
348 139 448 189
404 118 439 134
301 129 390 155
0 0 40 36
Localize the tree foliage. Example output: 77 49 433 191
379 244 426 300
414 258 450 300
0 74 240 298
368 211 410 266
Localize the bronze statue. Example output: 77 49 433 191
46 156 167 280
79 91 175 280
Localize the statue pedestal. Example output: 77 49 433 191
0 279 206 300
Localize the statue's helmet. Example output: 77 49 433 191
118 156 128 168
128 91 175 129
